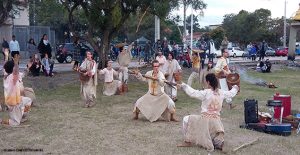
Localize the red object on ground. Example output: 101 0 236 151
273 94 291 119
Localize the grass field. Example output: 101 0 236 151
0 64 299 155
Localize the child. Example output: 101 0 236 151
41 53 54 76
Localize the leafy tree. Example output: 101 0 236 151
61 0 179 68
185 14 201 33
180 0 206 38
0 0 28 25
209 27 225 50
222 8 272 46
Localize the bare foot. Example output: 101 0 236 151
133 112 139 120
170 117 179 122
177 142 193 147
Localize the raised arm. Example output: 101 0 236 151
12 55 20 84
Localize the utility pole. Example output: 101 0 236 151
283 0 287 47
154 15 160 42
190 9 193 55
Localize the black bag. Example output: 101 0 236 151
244 99 259 124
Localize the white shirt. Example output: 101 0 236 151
156 55 166 72
182 83 238 116
98 68 118 82
9 40 20 51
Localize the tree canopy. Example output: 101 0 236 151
0 0 28 25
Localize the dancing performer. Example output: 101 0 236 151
132 60 178 122
79 51 97 108
1 54 32 126
187 51 201 87
155 50 166 72
214 48 235 109
117 42 133 92
177 73 239 152
98 60 122 96
162 52 182 101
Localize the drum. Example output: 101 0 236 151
226 73 240 92
79 70 90 82
173 72 182 84
122 83 128 92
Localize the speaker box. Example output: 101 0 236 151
244 99 259 124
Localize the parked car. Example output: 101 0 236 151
265 47 276 56
228 47 245 57
275 47 288 56
213 49 232 58
56 43 99 63
296 44 300 55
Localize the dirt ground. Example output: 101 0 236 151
0 63 300 155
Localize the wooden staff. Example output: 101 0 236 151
232 137 259 153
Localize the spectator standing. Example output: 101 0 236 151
27 38 37 59
259 40 268 61
207 39 215 64
9 35 20 58
144 41 151 64
198 38 207 69
249 44 257 61
2 38 10 61
38 34 52 59
220 36 229 50
73 39 82 70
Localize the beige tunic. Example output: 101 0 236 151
215 57 231 92
117 51 131 84
181 83 238 152
162 59 181 98
3 67 32 126
99 68 121 96
80 59 97 105
134 70 175 122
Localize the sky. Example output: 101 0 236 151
173 0 299 27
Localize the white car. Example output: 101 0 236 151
228 47 245 57
213 49 232 57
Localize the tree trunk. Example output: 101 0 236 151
99 30 111 69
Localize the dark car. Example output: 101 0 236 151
56 43 99 63
275 47 288 56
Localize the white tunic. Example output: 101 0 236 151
181 83 238 116
98 68 118 82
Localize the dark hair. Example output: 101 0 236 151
152 59 159 66
12 35 16 38
42 34 47 39
28 38 36 46
205 73 219 91
119 46 124 52
104 60 111 68
168 52 174 59
221 48 226 54
4 60 14 74
207 61 213 71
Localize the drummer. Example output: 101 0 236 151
162 52 182 102
214 48 235 109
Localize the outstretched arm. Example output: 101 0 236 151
223 85 239 99
180 83 206 100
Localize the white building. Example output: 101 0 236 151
0 2 29 41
